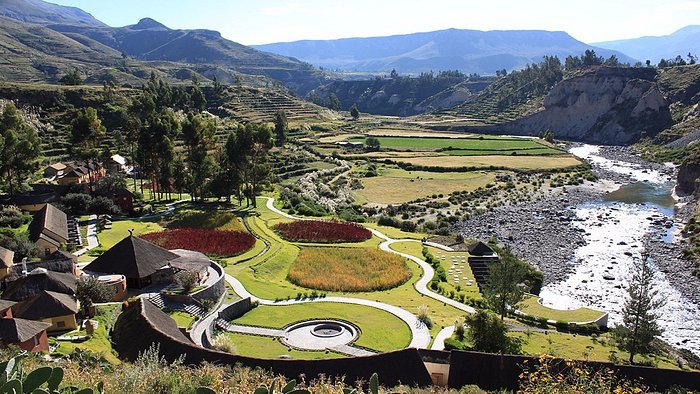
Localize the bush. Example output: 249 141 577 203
89 196 121 215
444 337 468 350
0 207 29 228
61 193 92 214
210 333 237 354
417 304 433 329
174 271 199 293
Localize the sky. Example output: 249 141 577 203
48 0 700 45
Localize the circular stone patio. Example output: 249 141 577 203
282 320 357 350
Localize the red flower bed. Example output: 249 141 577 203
141 228 255 256
273 220 372 243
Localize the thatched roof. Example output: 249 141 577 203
0 300 16 311
467 241 496 256
46 250 77 263
29 204 68 242
2 270 77 301
0 246 14 268
0 318 51 343
13 290 78 320
85 236 179 279
170 249 210 273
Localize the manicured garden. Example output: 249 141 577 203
273 220 372 243
287 247 411 292
231 303 412 352
519 295 606 323
221 332 345 360
142 228 255 256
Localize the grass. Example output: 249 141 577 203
232 303 411 352
511 331 681 370
52 305 121 365
98 219 164 250
354 168 496 204
519 295 606 323
221 332 345 360
389 155 582 171
350 135 557 152
169 310 197 329
288 247 411 292
164 208 246 232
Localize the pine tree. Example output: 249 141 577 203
273 110 288 146
484 245 525 320
614 254 665 364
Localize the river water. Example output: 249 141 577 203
539 145 700 356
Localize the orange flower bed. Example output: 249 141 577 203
287 247 411 292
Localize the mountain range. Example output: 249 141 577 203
594 25 700 63
253 29 635 75
0 0 327 93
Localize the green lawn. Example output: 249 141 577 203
510 331 680 370
52 305 121 365
519 295 606 323
98 219 165 250
232 303 411 352
350 136 553 151
222 332 345 360
445 147 562 156
169 310 197 329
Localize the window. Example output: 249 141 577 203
56 321 65 328
33 335 39 347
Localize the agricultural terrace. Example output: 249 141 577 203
273 220 372 243
349 135 562 156
142 228 255 257
288 247 411 292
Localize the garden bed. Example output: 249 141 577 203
142 228 255 257
273 220 372 243
287 247 411 292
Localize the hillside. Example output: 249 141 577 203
0 0 106 27
0 0 329 94
308 72 492 116
595 26 700 64
254 28 635 75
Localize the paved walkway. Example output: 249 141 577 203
431 326 456 350
331 344 375 357
227 324 285 337
74 214 98 256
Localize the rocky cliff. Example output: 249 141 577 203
501 67 672 144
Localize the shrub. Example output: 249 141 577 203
273 220 372 243
174 271 199 293
287 247 411 292
210 333 237 354
142 228 255 256
417 304 433 329
444 337 467 350
0 207 29 228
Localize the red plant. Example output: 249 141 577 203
141 228 255 256
273 220 372 243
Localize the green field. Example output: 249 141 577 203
222 332 345 359
519 295 606 323
353 168 496 204
232 303 411 352
351 136 557 152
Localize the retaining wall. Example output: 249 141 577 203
191 262 226 304
218 298 253 321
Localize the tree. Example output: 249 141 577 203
483 245 526 320
614 254 665 364
466 309 521 354
273 110 288 146
239 123 273 208
365 136 381 151
70 107 106 191
350 104 360 121
328 93 341 111
390 68 399 79
174 271 199 293
0 102 41 193
59 69 83 85
181 113 217 200
76 276 115 317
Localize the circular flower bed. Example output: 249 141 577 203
287 247 411 292
273 220 372 243
142 228 255 256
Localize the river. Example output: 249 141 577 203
539 145 700 356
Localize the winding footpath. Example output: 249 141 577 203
192 197 476 351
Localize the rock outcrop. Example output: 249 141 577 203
499 67 672 144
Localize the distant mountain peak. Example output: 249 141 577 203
129 17 170 31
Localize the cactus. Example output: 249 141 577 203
254 378 309 394
342 373 379 394
0 354 102 394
